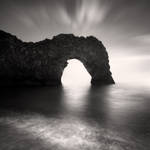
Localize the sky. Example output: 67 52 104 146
0 0 150 85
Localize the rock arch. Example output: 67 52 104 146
0 30 114 86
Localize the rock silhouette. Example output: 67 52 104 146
0 30 114 86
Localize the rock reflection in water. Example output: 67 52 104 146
0 84 150 149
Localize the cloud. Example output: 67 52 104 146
134 34 150 44
71 0 109 30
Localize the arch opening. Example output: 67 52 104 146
61 59 91 86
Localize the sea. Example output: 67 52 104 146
0 82 150 150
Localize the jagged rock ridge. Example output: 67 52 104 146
0 30 114 86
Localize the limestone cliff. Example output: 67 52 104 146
0 30 114 86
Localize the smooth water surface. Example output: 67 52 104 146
0 84 150 150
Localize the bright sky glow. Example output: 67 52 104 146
61 59 91 86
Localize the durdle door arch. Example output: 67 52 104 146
0 30 115 86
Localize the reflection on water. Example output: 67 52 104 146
0 84 150 149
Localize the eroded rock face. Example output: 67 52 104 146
0 30 114 86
